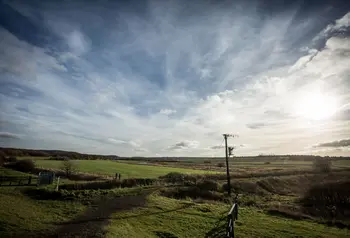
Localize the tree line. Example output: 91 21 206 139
0 147 119 160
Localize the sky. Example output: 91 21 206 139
0 0 349 157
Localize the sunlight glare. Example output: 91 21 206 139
296 91 337 120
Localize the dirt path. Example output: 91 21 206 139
51 193 149 238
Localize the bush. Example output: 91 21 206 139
222 183 229 192
197 180 218 191
183 174 198 186
59 178 156 191
5 156 17 163
313 159 332 173
159 172 185 184
60 180 122 190
301 181 350 220
217 162 225 168
10 159 36 172
0 155 4 167
264 161 271 165
161 187 224 201
121 178 138 188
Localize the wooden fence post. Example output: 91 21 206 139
56 177 60 191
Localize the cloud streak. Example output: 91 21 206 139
315 139 350 148
0 132 21 139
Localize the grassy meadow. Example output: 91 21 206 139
1 184 349 238
0 169 86 238
106 195 349 238
1 155 349 237
26 158 219 178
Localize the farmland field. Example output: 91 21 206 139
2 155 348 237
32 159 220 178
117 157 350 175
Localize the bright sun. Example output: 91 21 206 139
296 91 337 120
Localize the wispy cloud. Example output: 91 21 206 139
315 139 350 148
168 140 199 151
0 132 21 139
0 0 349 156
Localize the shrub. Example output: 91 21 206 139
5 156 17 163
301 181 350 220
217 162 225 168
197 180 218 191
313 159 331 173
121 178 138 188
60 180 122 190
10 159 36 172
59 178 156 191
222 183 229 192
159 172 185 184
264 161 271 165
183 174 199 186
161 187 224 201
0 155 4 167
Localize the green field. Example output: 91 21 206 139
33 159 219 178
1 185 348 238
0 180 86 237
106 195 349 238
118 157 350 173
2 155 348 237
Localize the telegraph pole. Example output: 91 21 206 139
223 134 237 196
224 134 231 196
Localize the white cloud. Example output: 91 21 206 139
0 28 66 78
159 109 176 115
64 30 91 55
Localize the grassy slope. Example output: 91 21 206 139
107 195 349 238
0 187 86 238
34 159 218 178
0 167 31 176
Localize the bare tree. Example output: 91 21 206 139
61 159 77 178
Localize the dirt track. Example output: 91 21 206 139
51 193 149 238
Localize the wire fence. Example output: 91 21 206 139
226 203 238 238
0 176 38 186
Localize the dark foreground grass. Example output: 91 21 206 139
0 187 86 238
106 195 349 238
0 167 31 176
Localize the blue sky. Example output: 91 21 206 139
0 0 349 156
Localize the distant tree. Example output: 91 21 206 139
6 156 17 163
0 151 6 162
61 159 78 178
313 159 332 173
0 151 4 166
217 162 225 168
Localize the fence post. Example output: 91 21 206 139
56 177 60 191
